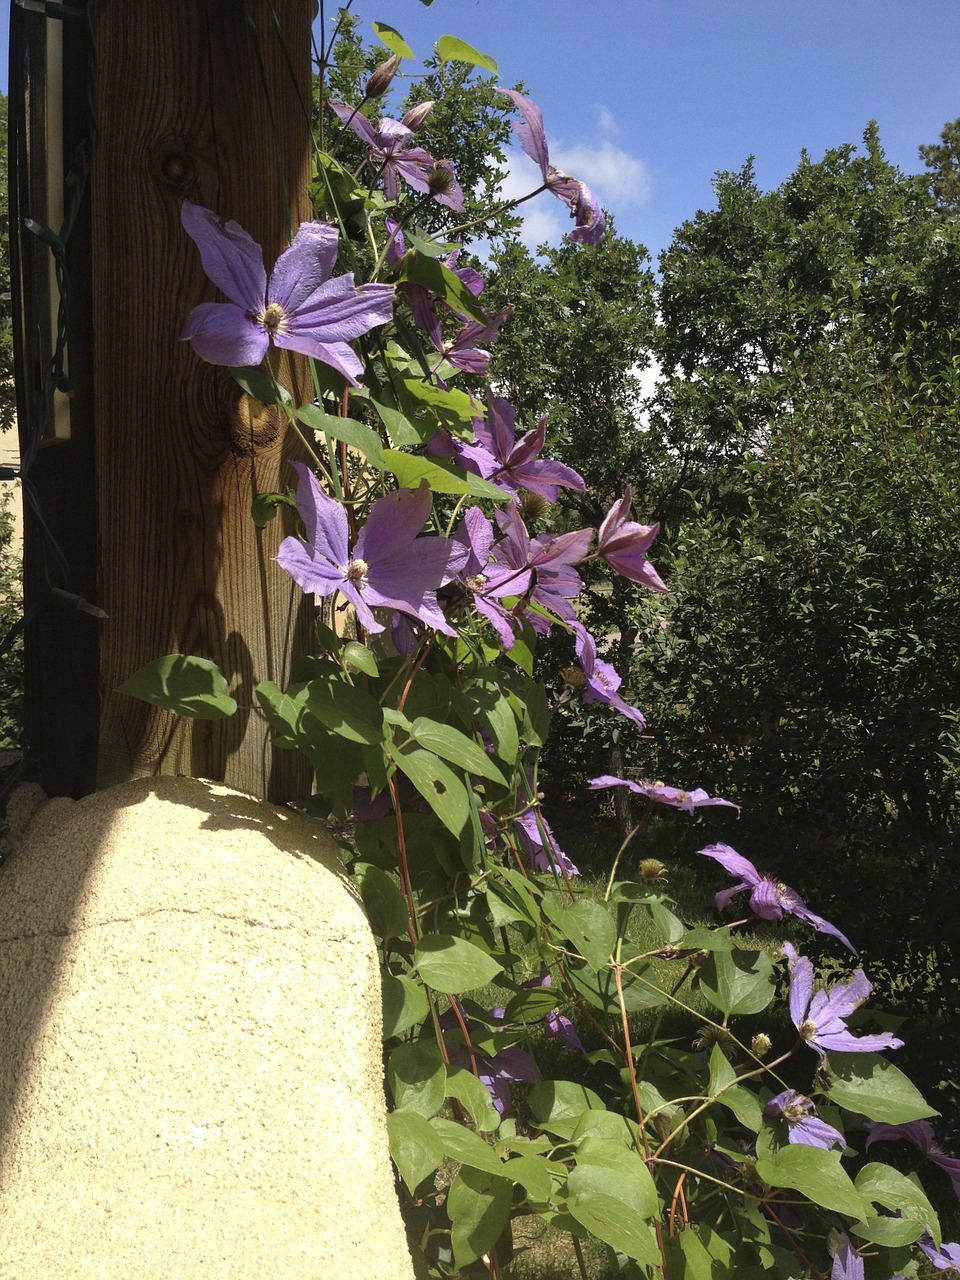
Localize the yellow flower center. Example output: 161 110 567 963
259 301 287 335
346 558 369 584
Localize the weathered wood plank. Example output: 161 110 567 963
92 0 313 799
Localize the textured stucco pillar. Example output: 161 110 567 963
0 777 413 1279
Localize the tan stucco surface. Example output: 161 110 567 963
0 776 413 1279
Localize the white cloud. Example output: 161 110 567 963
487 106 651 253
551 138 652 208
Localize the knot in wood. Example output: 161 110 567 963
228 393 282 457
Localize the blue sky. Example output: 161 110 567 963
3 2 958 266
318 1 960 264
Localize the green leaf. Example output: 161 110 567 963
255 680 307 747
565 1140 661 1265
827 1053 938 1124
430 1115 505 1176
355 863 408 940
542 894 617 972
371 21 414 59
387 1110 444 1194
295 406 385 466
381 448 508 500
367 396 422 447
435 34 498 73
506 1153 556 1202
410 716 505 784
446 1066 500 1132
528 1079 607 1140
465 678 520 765
853 1162 940 1247
381 973 429 1038
229 366 290 406
342 641 379 678
118 655 237 720
398 253 489 324
699 947 776 1016
388 742 470 835
305 676 385 745
387 1040 446 1118
755 1144 868 1218
413 933 503 993
448 1165 513 1271
251 490 295 528
400 377 479 426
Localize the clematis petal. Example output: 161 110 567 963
749 876 786 922
831 1236 864 1280
181 203 266 312
328 99 383 149
273 334 365 386
286 462 349 567
283 275 395 343
699 843 762 889
268 221 340 313
495 87 550 179
355 484 432 564
180 302 270 368
275 537 346 598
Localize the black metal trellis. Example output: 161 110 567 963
5 0 102 801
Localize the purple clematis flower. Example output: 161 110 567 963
329 101 464 210
783 942 904 1056
276 463 462 636
573 626 647 729
429 307 514 375
496 88 606 246
459 397 585 502
598 486 668 591
919 1233 960 1272
180 204 393 386
866 1120 960 1197
763 1089 845 1151
589 773 739 814
514 806 580 877
698 843 856 953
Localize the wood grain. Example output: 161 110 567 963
92 0 314 800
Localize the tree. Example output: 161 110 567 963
633 130 960 1126
919 116 960 214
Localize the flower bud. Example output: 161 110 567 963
364 54 400 101
402 100 434 131
751 1033 772 1059
639 858 668 883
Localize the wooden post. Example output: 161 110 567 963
91 0 313 800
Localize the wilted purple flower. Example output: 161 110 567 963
521 971 586 1051
698 843 855 953
919 1233 960 1272
514 806 580 877
180 204 393 386
589 773 739 814
329 101 464 209
866 1120 960 1197
464 397 585 501
598 487 668 590
496 88 606 245
276 464 460 636
573 626 646 729
763 1089 845 1151
431 307 514 375
783 942 904 1056
440 1003 536 1114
